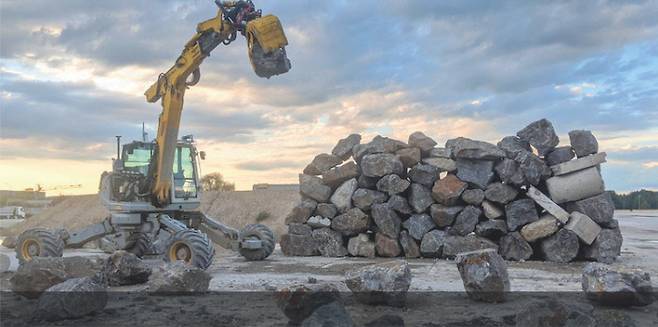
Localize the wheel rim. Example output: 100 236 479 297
168 241 192 263
21 239 40 260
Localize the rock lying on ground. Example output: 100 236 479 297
36 276 107 321
456 249 510 303
147 261 211 294
581 263 654 307
2 236 17 248
10 256 103 298
344 260 411 307
281 119 619 263
102 250 151 286
275 283 346 325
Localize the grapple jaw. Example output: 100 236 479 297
246 15 291 78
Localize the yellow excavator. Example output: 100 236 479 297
15 0 290 269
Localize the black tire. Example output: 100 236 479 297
164 229 215 270
239 224 275 261
16 228 64 263
125 232 150 258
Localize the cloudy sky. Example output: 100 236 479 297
1 0 657 195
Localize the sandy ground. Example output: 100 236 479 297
1 211 657 326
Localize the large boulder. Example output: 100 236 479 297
482 200 504 219
519 214 559 242
331 207 369 236
307 216 331 229
347 234 375 258
475 220 507 240
330 178 358 213
442 235 498 259
10 256 103 298
280 233 319 256
569 130 598 157
420 230 448 258
580 228 623 264
352 188 387 211
315 203 338 219
37 277 107 321
102 250 151 286
430 204 463 228
566 192 615 227
402 214 435 240
147 261 211 293
582 263 653 307
387 194 413 215
516 118 559 156
332 134 361 160
456 159 495 189
395 147 421 168
484 182 518 204
408 163 439 187
494 158 525 185
375 233 401 257
322 161 360 188
408 131 437 153
399 231 421 258
540 229 579 263
361 153 404 177
515 151 551 186
345 260 411 307
408 183 434 213
275 283 342 325
303 153 343 175
456 249 510 303
376 174 410 195
546 146 575 166
461 189 485 206
451 205 481 236
447 137 505 160
301 301 354 327
299 174 332 202
312 228 348 257
285 199 317 224
497 136 531 161
431 174 467 205
499 232 533 261
422 157 457 172
505 199 539 231
371 203 401 238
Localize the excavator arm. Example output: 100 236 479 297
144 1 290 207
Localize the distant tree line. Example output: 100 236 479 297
609 190 658 209
200 172 235 192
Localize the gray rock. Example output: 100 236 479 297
569 130 599 157
494 158 525 185
475 220 507 239
422 157 457 172
520 214 559 242
430 204 464 228
428 147 452 158
442 235 498 258
352 188 388 211
505 199 539 231
322 161 360 188
285 199 317 224
369 135 409 153
408 183 434 213
387 195 413 215
148 261 211 293
375 233 401 257
515 151 551 186
408 163 439 187
456 159 495 189
452 205 481 236
497 136 531 160
546 146 575 166
358 174 379 189
402 214 436 240
582 263 653 307
431 174 467 205
447 137 506 160
347 233 376 258
288 223 312 235
315 203 338 219
280 233 319 256
456 249 510 303
303 153 343 176
312 228 348 257
482 200 504 219
461 189 485 205
566 192 615 227
331 178 358 213
307 216 332 229
499 232 533 261
102 251 150 286
395 147 421 168
331 208 369 236
275 283 342 324
37 277 107 321
420 230 448 258
301 301 354 327
581 228 623 264
332 134 362 160
345 260 411 307
399 231 421 258
10 257 102 298
515 299 596 327
484 183 518 204
516 118 559 156
371 203 401 238
376 174 411 195
408 131 437 152
300 174 332 202
2 236 16 248
540 229 579 263
361 153 404 178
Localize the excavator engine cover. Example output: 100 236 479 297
246 15 291 78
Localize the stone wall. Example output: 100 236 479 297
280 119 621 263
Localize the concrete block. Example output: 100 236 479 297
545 167 604 204
565 211 602 245
526 186 570 223
550 152 606 176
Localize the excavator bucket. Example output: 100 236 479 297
246 15 291 78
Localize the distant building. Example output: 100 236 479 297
252 183 299 191
0 190 50 217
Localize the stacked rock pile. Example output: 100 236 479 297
280 119 621 263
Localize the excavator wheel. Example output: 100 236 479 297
164 229 215 270
239 224 275 261
125 232 151 258
15 228 65 263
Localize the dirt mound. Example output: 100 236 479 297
2 190 299 239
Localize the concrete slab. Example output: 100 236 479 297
546 167 605 203
526 186 570 223
565 211 602 245
550 152 606 176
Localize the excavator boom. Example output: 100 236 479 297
144 1 290 206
